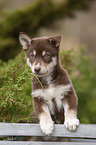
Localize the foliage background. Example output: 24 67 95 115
0 0 96 123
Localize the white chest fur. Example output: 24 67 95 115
32 84 72 114
32 84 71 99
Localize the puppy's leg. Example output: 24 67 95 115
33 97 54 135
63 89 79 131
39 105 54 135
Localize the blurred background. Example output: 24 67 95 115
0 0 96 124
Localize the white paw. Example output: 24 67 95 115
40 119 54 135
64 118 79 131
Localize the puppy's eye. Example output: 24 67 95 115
43 52 51 62
31 53 35 57
30 53 35 62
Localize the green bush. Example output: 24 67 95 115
0 48 96 123
0 52 32 122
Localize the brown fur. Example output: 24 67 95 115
19 32 79 137
32 65 77 123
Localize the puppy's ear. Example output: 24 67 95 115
19 32 31 50
48 35 61 48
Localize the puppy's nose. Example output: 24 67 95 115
34 67 41 73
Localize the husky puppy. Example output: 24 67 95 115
19 32 79 135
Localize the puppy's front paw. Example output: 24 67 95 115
40 119 54 135
64 118 79 131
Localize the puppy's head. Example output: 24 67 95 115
19 32 61 77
